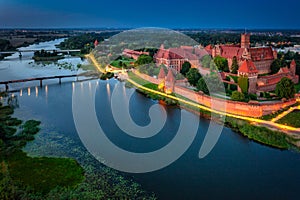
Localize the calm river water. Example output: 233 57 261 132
0 39 300 200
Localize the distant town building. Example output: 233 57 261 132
122 49 149 60
154 44 207 72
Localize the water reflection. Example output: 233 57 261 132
106 82 111 100
35 86 38 97
27 87 31 96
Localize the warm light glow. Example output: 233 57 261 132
127 78 300 132
165 88 172 95
28 87 31 96
106 82 111 96
72 82 75 92
20 89 22 97
158 82 164 90
45 85 48 97
35 86 38 97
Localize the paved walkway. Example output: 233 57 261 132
271 105 300 122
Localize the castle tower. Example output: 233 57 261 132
238 60 258 94
241 33 250 49
290 59 296 75
94 39 99 47
165 69 175 94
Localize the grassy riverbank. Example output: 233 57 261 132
0 98 85 199
0 93 157 199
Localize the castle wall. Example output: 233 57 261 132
132 71 297 118
254 60 272 74
132 70 160 84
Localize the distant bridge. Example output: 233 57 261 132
0 74 79 91
0 49 81 55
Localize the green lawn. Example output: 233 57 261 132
0 100 85 197
128 71 155 86
110 57 135 68
276 110 300 128
7 151 84 194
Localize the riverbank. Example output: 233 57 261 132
0 38 157 199
32 55 65 61
0 95 85 198
124 71 300 150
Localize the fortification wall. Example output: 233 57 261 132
132 71 297 117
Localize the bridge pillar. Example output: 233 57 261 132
5 84 8 92
39 80 43 87
59 78 61 84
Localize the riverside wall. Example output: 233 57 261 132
132 70 297 117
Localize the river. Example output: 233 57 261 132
1 39 300 200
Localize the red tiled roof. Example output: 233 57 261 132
155 46 207 61
94 40 99 46
155 49 184 60
166 69 175 83
291 59 296 66
238 60 258 74
123 49 149 57
279 67 289 73
249 47 274 61
158 67 166 79
219 45 244 59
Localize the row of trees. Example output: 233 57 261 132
201 54 238 74
59 33 106 54
271 51 300 75
34 49 59 57
188 32 300 48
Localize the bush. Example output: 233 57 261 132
231 91 245 101
238 76 248 93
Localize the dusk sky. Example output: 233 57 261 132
0 0 299 29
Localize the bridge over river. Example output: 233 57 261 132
0 49 81 56
0 74 79 92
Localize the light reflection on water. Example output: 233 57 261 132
3 39 300 200
13 79 300 200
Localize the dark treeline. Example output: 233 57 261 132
187 32 300 47
58 32 119 54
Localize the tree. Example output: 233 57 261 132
186 68 201 86
180 61 191 76
201 55 212 68
231 56 239 74
135 55 153 65
270 59 281 74
196 77 209 94
275 77 295 99
231 91 245 101
213 56 229 72
238 76 249 93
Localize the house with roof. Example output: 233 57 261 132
154 44 207 72
122 49 149 60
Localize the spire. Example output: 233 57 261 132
158 67 166 79
165 69 175 83
290 59 296 75
94 39 99 47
